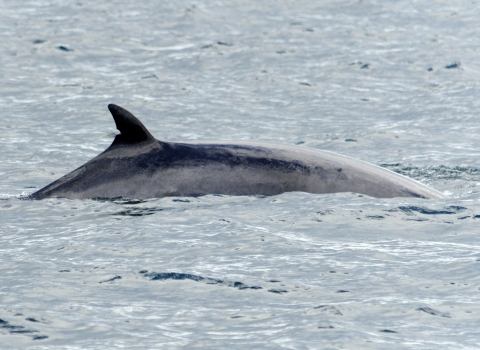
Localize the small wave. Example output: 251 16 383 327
389 205 467 215
140 271 263 291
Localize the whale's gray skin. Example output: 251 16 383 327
30 104 444 200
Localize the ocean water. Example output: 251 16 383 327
1 0 480 348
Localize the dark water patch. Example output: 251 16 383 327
360 63 370 69
0 318 47 340
92 197 146 205
231 316 244 319
58 269 70 272
427 67 433 71
201 44 213 49
140 271 262 291
0 318 36 334
314 305 343 316
473 215 480 219
268 289 288 294
172 199 190 203
141 74 158 79
336 290 350 293
380 329 398 333
416 307 451 318
57 45 73 52
445 62 460 69
458 216 470 220
99 276 122 283
299 82 311 86
113 198 147 205
305 28 314 32
268 280 281 283
389 206 466 215
217 41 232 46
33 335 49 340
244 285 263 290
318 325 334 329
25 318 40 323
111 207 165 217
33 39 46 44
366 215 384 219
345 138 357 142
276 50 286 54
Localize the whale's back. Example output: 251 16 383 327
30 105 444 200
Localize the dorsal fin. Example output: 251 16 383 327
108 104 155 144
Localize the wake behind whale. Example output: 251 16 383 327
30 104 444 200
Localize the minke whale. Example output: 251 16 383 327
30 104 444 200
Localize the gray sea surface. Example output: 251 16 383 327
2 0 480 348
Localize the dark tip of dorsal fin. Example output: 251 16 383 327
108 104 155 144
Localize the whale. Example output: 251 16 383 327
30 104 444 200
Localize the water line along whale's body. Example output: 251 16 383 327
30 104 444 200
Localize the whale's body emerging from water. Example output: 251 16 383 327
30 104 444 200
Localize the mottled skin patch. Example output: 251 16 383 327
30 105 444 200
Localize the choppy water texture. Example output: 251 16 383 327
2 0 480 348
